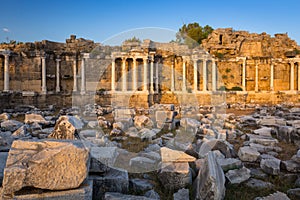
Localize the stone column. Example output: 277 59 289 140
182 58 187 92
156 60 159 93
56 58 61 92
171 60 175 92
270 61 274 91
203 59 207 91
73 58 77 92
290 61 295 91
242 58 246 91
298 62 300 91
255 61 259 92
3 53 10 92
193 59 198 92
111 58 115 92
132 58 137 91
143 57 148 92
122 58 127 92
150 58 154 93
80 54 88 95
41 56 47 94
212 59 217 91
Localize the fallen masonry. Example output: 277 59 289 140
0 103 299 199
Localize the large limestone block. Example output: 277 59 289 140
160 147 196 163
2 140 89 197
194 151 225 200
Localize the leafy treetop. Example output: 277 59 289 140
124 36 141 43
176 23 213 48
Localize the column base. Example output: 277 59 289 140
80 91 86 95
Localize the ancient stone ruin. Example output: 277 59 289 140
0 29 300 199
0 29 300 109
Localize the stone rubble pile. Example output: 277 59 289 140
0 103 300 199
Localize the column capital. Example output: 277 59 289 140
236 56 246 62
56 58 61 62
2 51 10 57
182 56 188 62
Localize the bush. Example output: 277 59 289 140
230 86 243 91
222 75 228 79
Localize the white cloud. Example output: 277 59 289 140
3 28 9 33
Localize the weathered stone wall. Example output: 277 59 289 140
0 30 299 108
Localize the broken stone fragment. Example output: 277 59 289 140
2 140 89 197
260 157 281 175
158 162 192 190
1 120 23 132
238 146 260 162
48 115 84 139
225 167 251 184
193 151 225 200
134 115 154 130
24 113 48 124
160 147 196 163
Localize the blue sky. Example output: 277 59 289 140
1 0 299 45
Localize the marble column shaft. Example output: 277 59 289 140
3 54 9 92
41 56 47 94
56 59 61 92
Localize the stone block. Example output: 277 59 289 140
12 180 93 200
104 192 154 200
217 158 242 172
129 178 154 194
2 140 89 197
90 168 129 200
24 113 47 124
129 156 157 173
48 115 84 139
225 167 251 184
173 188 189 200
238 146 260 162
90 147 119 173
260 158 281 175
0 152 8 186
193 151 225 200
160 147 196 163
158 162 192 190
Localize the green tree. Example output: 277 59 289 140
124 36 141 43
176 23 213 48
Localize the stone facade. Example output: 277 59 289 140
0 29 300 108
